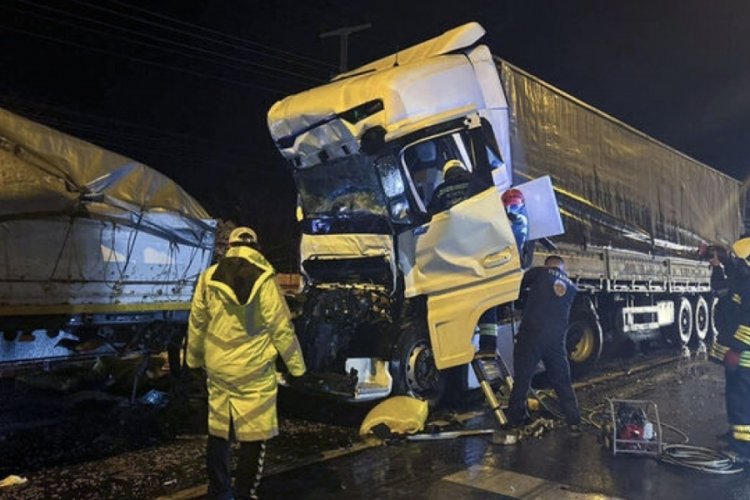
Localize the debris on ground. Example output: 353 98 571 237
0 474 27 488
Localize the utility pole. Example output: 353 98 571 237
320 23 371 73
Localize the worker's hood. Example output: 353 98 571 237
207 247 274 306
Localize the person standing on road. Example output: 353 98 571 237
716 237 750 462
187 227 306 499
507 255 581 430
703 244 742 440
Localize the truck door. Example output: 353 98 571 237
397 132 524 370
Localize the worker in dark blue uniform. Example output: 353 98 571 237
719 237 750 462
702 244 743 439
507 255 581 429
427 159 485 214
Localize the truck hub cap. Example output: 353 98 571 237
406 342 439 393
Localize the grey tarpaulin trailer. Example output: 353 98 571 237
496 60 746 371
0 106 216 372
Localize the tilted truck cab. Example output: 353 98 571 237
267 23 560 402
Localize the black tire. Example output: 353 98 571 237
690 296 710 347
389 320 446 407
565 298 603 377
662 297 692 346
707 296 719 346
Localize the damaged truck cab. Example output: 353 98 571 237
267 23 555 402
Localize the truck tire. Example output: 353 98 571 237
389 321 446 407
690 296 709 347
706 296 719 348
566 298 603 376
707 296 719 346
662 297 692 346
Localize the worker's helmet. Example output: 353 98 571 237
415 141 437 163
732 236 750 260
228 226 258 247
442 159 465 177
502 188 525 208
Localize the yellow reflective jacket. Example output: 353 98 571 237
187 246 306 441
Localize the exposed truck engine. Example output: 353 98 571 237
0 107 216 374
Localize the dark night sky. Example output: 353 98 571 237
1 0 749 266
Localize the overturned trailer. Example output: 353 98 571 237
0 107 215 373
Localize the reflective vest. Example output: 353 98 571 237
187 246 306 441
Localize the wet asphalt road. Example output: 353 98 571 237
1 351 747 499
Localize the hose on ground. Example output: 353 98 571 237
660 444 744 474
530 390 743 473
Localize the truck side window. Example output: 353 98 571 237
400 133 474 213
375 155 412 223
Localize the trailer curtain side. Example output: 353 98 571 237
499 61 743 257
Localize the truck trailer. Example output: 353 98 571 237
266 23 745 403
0 107 216 374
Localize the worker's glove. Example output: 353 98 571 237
724 350 741 371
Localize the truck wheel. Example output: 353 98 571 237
690 296 709 347
390 322 446 407
662 297 692 346
566 300 603 376
707 296 719 346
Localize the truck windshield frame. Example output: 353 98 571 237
294 155 390 219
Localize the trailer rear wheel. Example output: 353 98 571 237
662 297 692 346
707 296 719 345
566 299 603 376
690 296 709 347
390 321 446 407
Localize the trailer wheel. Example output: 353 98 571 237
566 299 603 376
690 296 709 347
707 296 719 345
662 297 692 346
390 321 446 407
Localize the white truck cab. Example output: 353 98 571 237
267 23 561 403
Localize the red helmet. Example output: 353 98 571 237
502 188 524 208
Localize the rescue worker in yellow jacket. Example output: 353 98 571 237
187 227 306 500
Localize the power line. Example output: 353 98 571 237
71 0 334 73
101 0 338 70
0 95 257 152
0 24 288 94
10 116 293 180
14 0 325 84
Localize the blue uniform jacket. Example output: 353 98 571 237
517 266 577 341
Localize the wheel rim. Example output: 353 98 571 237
678 300 692 345
709 297 719 340
405 341 440 396
694 298 709 341
569 326 595 363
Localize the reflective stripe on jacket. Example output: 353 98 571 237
187 246 306 441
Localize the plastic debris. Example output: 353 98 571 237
139 389 169 408
359 396 428 437
0 475 28 488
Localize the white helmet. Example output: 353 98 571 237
228 226 258 246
